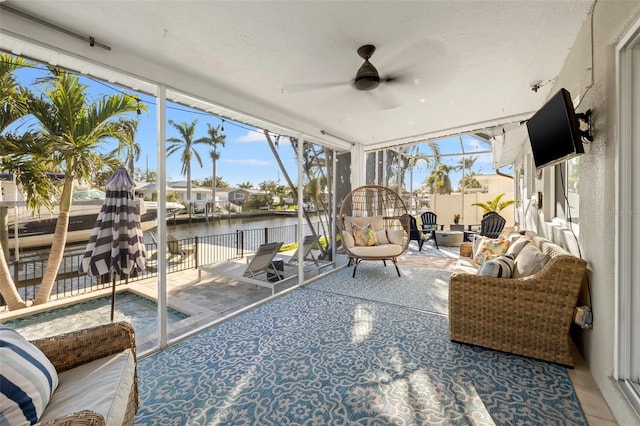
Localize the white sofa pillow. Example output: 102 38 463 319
506 236 532 258
513 244 550 278
0 327 59 425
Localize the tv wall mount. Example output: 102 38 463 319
576 109 593 142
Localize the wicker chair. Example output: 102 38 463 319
449 237 587 366
31 322 138 426
338 185 409 277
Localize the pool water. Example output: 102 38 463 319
1 292 189 342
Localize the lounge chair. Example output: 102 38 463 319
198 242 297 295
167 234 194 261
280 235 332 272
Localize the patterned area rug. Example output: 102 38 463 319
136 289 587 425
306 263 452 315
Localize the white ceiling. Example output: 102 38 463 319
0 0 594 154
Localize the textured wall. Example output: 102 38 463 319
525 2 640 424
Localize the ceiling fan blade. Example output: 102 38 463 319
365 87 400 111
283 80 351 94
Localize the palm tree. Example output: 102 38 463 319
457 155 481 190
27 67 142 305
197 122 225 216
167 119 214 215
426 164 456 195
108 118 141 176
0 53 57 309
238 182 253 189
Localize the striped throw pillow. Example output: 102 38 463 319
0 327 58 425
477 254 515 278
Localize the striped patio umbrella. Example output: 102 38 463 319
79 167 147 321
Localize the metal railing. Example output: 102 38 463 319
2 222 321 309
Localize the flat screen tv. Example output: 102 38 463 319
526 88 585 170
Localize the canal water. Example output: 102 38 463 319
163 215 301 240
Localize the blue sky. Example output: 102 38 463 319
13 63 297 188
11 60 505 190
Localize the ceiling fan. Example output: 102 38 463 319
354 44 384 90
285 44 411 109
353 44 408 91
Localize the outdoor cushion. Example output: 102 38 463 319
453 257 481 275
478 254 515 278
342 232 355 249
344 216 384 232
39 349 135 426
506 236 532 258
386 229 405 245
375 230 390 244
352 223 377 246
348 243 403 258
513 244 550 278
0 326 59 425
473 238 510 265
375 229 404 245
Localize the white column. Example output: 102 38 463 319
156 84 168 348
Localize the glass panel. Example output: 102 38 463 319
365 133 514 233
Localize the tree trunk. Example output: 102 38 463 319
33 211 69 304
264 131 319 245
34 176 74 305
0 240 27 310
0 206 9 261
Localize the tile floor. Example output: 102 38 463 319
129 241 617 424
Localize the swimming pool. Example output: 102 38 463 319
1 292 189 343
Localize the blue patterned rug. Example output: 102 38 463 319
135 289 587 425
306 263 451 315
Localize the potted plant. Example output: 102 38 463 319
450 213 464 231
471 192 519 214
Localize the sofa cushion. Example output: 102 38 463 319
478 254 515 278
348 243 404 258
344 216 384 232
374 229 405 245
473 238 510 265
352 223 377 246
39 349 135 426
342 231 355 249
513 244 550 278
454 257 481 275
506 236 532 258
0 326 59 425
375 230 389 244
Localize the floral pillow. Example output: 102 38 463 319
473 238 510 265
352 223 378 247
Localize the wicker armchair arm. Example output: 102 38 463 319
31 322 136 373
36 410 105 426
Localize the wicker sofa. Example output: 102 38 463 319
30 322 138 426
449 234 587 366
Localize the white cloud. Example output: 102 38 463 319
236 129 279 143
236 130 265 143
224 158 271 166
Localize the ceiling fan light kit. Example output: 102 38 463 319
354 44 381 90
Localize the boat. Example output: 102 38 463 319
5 188 185 251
